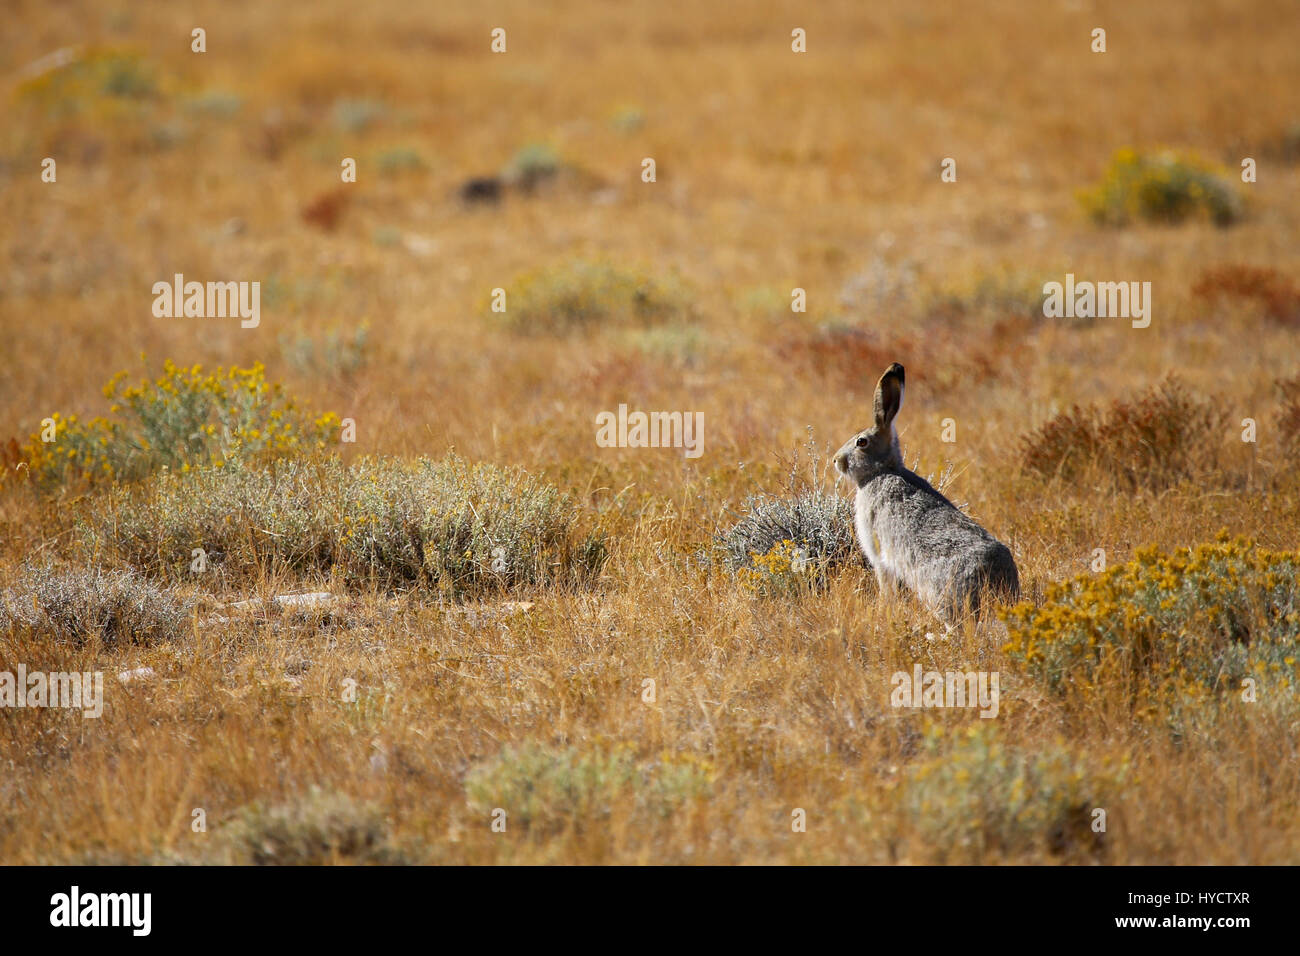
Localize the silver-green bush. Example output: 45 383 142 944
0 564 191 646
719 487 860 574
79 454 608 597
221 787 407 865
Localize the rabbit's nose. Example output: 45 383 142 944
834 452 848 473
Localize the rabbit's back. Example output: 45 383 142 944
856 470 1018 619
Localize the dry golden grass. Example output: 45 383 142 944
1 0 1299 864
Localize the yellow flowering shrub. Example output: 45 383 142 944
23 360 340 486
737 538 829 596
1003 536 1300 701
1078 148 1242 227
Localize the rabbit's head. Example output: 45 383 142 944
834 362 905 488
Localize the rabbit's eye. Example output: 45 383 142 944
855 436 869 447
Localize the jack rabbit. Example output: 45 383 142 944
834 362 1019 623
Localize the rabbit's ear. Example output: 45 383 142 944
873 363 905 429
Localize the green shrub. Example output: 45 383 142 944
464 742 713 834
78 454 608 596
0 565 191 646
22 360 339 487
332 99 385 133
18 48 158 115
185 90 242 118
736 284 796 322
504 142 560 190
1079 148 1242 227
492 259 689 335
1272 121 1300 163
1002 538 1300 705
928 270 1046 322
279 323 370 378
624 324 705 367
609 106 645 133
221 788 406 865
376 147 424 173
897 724 1126 862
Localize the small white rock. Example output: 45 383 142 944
231 592 336 613
272 592 336 610
402 233 439 258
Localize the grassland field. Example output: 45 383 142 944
1 0 1299 865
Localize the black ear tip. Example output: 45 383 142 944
887 362 905 381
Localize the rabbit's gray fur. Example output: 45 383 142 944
834 362 1019 623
